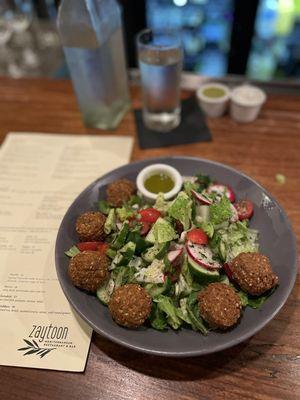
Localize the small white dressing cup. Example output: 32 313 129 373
196 83 230 118
136 164 183 202
230 85 266 123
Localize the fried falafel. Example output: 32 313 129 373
109 284 152 328
198 282 242 330
76 211 106 242
106 178 136 207
69 251 109 293
231 252 278 296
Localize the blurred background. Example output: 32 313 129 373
0 0 299 82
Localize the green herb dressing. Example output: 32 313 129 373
144 173 174 194
203 87 225 98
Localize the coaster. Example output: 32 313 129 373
134 96 212 149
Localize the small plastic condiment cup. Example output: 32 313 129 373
196 83 230 118
230 85 266 123
136 164 183 202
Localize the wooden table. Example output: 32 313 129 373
0 77 299 400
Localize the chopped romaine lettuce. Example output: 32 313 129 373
238 290 249 307
104 209 116 235
239 286 277 309
128 256 143 270
209 196 232 226
187 292 209 334
210 220 259 262
98 199 111 215
142 242 169 263
183 181 200 197
116 206 134 222
175 257 203 297
112 266 137 287
194 204 210 224
153 295 182 330
111 222 129 249
110 241 136 270
135 259 165 284
200 221 214 238
145 217 178 244
153 192 170 214
168 191 192 230
126 194 144 207
148 303 167 330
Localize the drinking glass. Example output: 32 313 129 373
136 29 183 132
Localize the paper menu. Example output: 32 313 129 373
0 132 133 371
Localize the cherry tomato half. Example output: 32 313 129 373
77 242 108 253
138 208 161 224
234 200 254 220
186 228 208 245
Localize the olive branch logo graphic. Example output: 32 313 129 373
18 339 56 358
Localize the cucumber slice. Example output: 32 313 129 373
187 255 220 283
113 241 136 267
96 279 114 305
145 276 172 298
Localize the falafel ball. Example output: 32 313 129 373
198 283 242 330
109 284 152 328
106 178 136 207
69 251 109 293
76 211 106 242
231 252 279 296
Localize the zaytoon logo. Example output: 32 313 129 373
17 324 69 358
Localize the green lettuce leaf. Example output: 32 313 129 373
145 217 178 244
104 208 116 235
148 303 167 330
209 196 232 226
154 295 182 330
168 191 192 230
98 200 111 215
116 206 134 222
210 220 259 262
153 192 170 214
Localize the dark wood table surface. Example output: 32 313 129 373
0 77 299 400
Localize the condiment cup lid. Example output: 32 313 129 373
230 85 266 107
196 83 230 104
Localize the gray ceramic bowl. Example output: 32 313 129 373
55 157 297 357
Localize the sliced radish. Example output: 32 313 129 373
167 247 183 266
191 190 212 205
207 184 235 203
230 203 239 223
186 241 221 270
